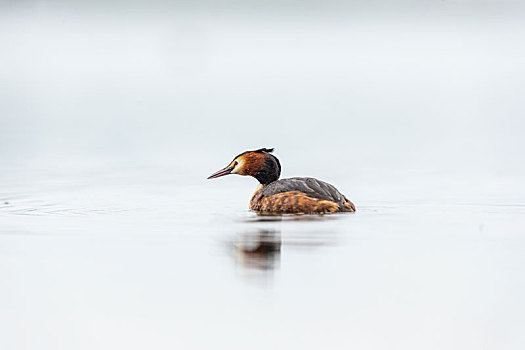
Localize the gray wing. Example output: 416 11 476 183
262 177 347 205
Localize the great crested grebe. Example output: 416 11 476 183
207 148 355 214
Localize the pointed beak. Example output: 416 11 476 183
207 165 235 179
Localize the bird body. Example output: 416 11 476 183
250 177 355 213
208 148 355 214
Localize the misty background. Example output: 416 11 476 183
2 1 524 194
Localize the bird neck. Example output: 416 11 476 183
246 154 281 185
255 171 279 185
252 153 281 185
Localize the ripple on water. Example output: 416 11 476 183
0 192 130 217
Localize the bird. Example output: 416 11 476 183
207 148 355 214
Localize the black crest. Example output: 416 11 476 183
253 148 274 153
235 147 275 159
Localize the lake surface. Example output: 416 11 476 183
1 159 524 350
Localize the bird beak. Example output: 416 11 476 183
207 165 235 179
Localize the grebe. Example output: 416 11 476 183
207 148 355 214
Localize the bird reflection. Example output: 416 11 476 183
234 229 281 270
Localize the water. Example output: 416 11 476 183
2 2 525 349
0 158 524 349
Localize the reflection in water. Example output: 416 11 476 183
242 214 341 223
234 229 281 271
231 215 342 284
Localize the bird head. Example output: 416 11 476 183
207 148 281 185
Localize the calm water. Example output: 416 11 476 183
1 159 524 350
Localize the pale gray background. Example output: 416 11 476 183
1 1 525 349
